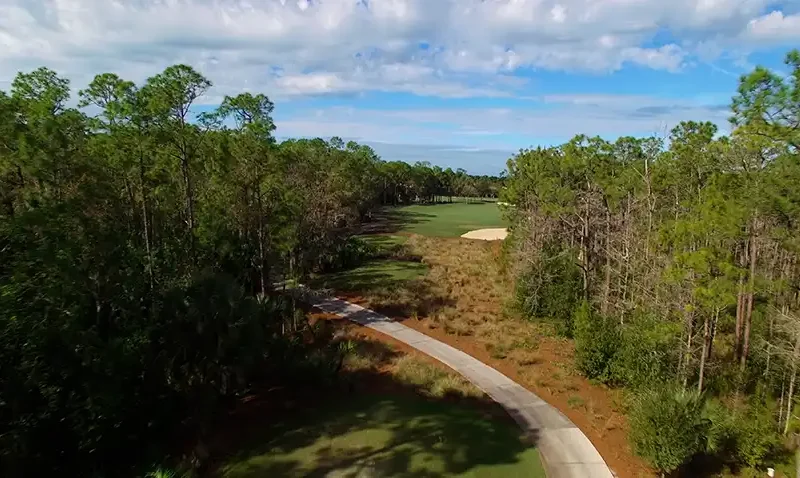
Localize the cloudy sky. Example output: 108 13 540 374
1 0 798 173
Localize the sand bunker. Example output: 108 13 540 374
460 228 508 241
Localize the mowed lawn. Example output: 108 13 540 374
312 259 428 293
220 394 545 478
396 202 507 237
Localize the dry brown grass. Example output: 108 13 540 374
393 355 483 399
349 235 550 361
342 333 483 400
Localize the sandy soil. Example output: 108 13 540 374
460 228 508 240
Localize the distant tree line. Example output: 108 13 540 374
504 50 800 475
375 160 503 205
0 63 495 477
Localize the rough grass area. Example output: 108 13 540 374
343 336 483 400
395 202 506 237
220 394 544 478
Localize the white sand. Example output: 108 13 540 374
460 228 508 241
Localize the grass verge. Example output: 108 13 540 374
220 393 544 478
215 324 544 478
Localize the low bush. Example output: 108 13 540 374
629 386 710 476
610 313 680 389
514 243 583 336
317 236 378 272
573 301 620 382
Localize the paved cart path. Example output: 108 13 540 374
302 290 615 478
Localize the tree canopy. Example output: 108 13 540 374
0 63 499 477
505 49 800 474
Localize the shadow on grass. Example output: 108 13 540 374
311 261 426 293
360 209 437 235
311 261 455 319
205 338 542 478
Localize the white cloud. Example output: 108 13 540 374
745 11 800 41
275 73 350 95
275 94 731 149
622 44 686 72
0 0 797 99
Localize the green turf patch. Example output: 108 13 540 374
362 234 408 249
395 203 507 237
220 394 544 478
312 260 427 293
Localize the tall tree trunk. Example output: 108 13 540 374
181 152 195 234
256 183 267 297
139 150 154 289
682 305 695 388
579 190 591 300
621 194 632 312
601 204 612 317
735 273 745 359
698 308 717 392
741 228 758 370
780 373 786 432
786 330 800 436
707 310 717 360
786 358 797 436
698 312 710 393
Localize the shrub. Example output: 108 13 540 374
610 313 680 389
514 243 583 336
705 399 784 470
703 399 739 460
629 386 710 476
574 301 619 382
317 236 377 272
732 403 783 468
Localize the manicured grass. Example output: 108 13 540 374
395 202 507 237
312 259 427 293
220 394 544 478
362 234 409 248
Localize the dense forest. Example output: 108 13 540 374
0 64 500 477
505 50 800 475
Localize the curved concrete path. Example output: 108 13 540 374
297 287 614 478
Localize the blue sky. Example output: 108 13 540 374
1 0 798 174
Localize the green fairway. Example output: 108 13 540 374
220 394 545 478
312 202 507 293
312 259 427 293
395 202 507 237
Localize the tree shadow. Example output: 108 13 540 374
359 209 436 235
311 261 427 294
310 261 455 319
204 339 542 478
